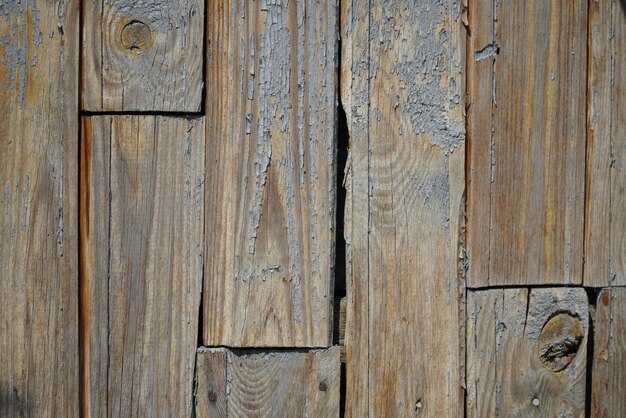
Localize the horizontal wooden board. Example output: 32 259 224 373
466 288 588 417
195 347 340 417
81 116 204 417
0 0 79 416
203 0 338 347
82 0 204 111
467 0 587 286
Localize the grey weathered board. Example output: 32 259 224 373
82 0 204 112
203 0 338 347
0 0 79 416
195 347 340 417
467 0 588 287
341 0 466 415
466 288 588 417
81 116 204 417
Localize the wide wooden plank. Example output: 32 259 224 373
342 0 466 415
195 347 340 417
585 0 626 287
466 288 588 417
204 0 338 347
0 1 79 416
81 116 204 417
591 288 626 416
467 0 587 286
82 0 204 111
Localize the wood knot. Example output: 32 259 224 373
120 20 153 54
538 312 583 372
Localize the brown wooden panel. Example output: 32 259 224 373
467 288 588 417
82 0 204 111
585 0 626 287
0 1 79 416
81 116 204 417
203 0 338 347
467 0 587 287
195 347 340 417
592 288 626 416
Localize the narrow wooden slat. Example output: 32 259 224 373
195 347 340 417
81 116 204 417
204 0 338 347
82 0 204 111
586 0 626 286
468 0 587 287
592 288 626 416
0 1 79 416
467 288 588 416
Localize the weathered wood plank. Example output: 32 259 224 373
585 0 626 287
342 0 465 415
195 347 340 417
591 288 626 416
466 288 588 417
82 0 204 112
0 1 79 416
81 116 204 417
204 0 338 347
467 0 587 287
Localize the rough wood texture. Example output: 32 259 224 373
82 0 204 111
467 0 587 287
195 347 340 417
341 0 465 415
0 1 79 416
467 288 588 417
592 288 626 416
81 116 204 417
204 0 338 347
585 0 626 287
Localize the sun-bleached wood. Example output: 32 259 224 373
467 0 587 287
195 347 340 417
80 116 204 417
82 0 204 111
203 0 338 347
0 1 79 416
467 288 588 417
342 0 466 415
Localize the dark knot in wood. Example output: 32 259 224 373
120 20 152 54
538 312 584 372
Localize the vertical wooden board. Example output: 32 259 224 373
585 0 626 286
82 0 204 111
467 288 588 417
592 288 626 416
0 1 79 416
195 347 340 417
204 0 338 347
81 116 204 417
467 0 587 287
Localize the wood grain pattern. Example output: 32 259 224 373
585 0 626 287
81 116 204 417
82 0 204 112
467 0 587 287
0 1 79 416
203 0 338 347
591 288 626 416
342 0 466 415
466 288 588 417
195 347 340 417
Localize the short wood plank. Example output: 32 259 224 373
0 1 79 416
467 288 588 417
591 288 626 416
585 0 626 286
204 0 338 347
82 0 204 111
195 347 340 417
81 116 204 417
467 0 587 286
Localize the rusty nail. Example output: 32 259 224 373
319 382 327 392
208 392 217 402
